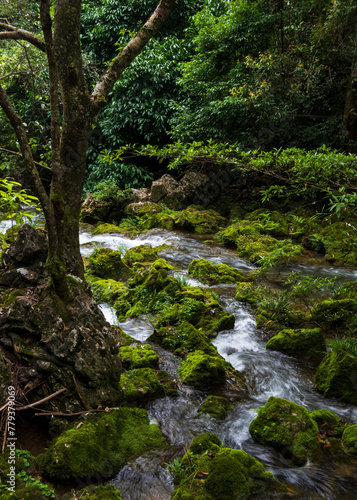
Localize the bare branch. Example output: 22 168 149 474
16 388 67 411
0 23 46 52
91 0 176 108
0 147 51 171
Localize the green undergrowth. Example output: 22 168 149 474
0 450 55 499
36 408 165 481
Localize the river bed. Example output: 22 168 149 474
84 227 357 499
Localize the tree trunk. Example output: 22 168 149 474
343 57 357 153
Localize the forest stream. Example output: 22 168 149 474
79 227 357 500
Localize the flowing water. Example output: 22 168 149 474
80 227 357 500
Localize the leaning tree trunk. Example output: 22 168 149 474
0 0 176 299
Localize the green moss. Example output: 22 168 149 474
197 396 233 420
235 282 262 307
0 450 55 500
150 258 175 271
172 433 282 500
86 276 125 304
148 322 218 357
87 248 129 281
266 328 326 360
342 424 357 455
319 221 357 266
309 409 348 437
122 244 160 266
36 407 165 480
311 299 357 331
189 433 222 454
179 350 226 388
314 350 357 405
120 367 177 402
175 206 226 234
188 258 251 286
0 354 10 403
94 223 123 235
216 219 303 268
0 288 26 307
249 396 319 465
62 485 123 500
119 344 159 369
203 448 276 500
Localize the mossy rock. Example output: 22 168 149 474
116 327 135 347
245 210 291 237
172 433 282 500
309 409 348 437
122 244 159 266
197 395 233 420
150 258 175 271
175 206 226 234
311 299 357 330
266 328 326 360
188 258 251 286
319 221 357 266
216 223 241 246
189 432 222 454
94 223 123 235
87 248 129 281
179 350 226 388
63 485 123 500
148 321 218 357
119 344 159 370
126 201 163 216
342 424 357 455
36 408 165 480
235 282 262 307
87 276 126 304
155 289 235 338
249 396 319 465
314 350 357 405
120 367 177 402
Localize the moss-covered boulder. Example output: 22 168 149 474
148 321 218 357
235 282 262 307
87 247 129 281
216 219 303 268
249 396 319 465
266 328 326 360
172 432 282 500
188 258 251 286
122 244 161 266
150 258 175 271
319 221 357 266
342 424 357 455
120 368 177 402
63 485 123 500
311 299 357 331
174 206 226 234
197 395 233 420
314 350 357 405
94 223 123 235
309 409 349 437
87 276 125 304
179 351 226 388
119 344 159 370
36 408 165 480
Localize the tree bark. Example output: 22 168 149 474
343 57 357 153
0 0 176 295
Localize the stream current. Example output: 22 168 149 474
80 228 357 500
